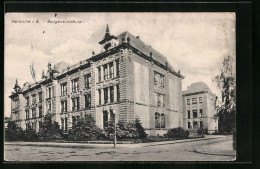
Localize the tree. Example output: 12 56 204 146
214 55 236 134
37 113 64 141
68 114 104 141
134 118 147 139
104 118 147 140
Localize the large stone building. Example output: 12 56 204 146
9 25 184 136
182 82 218 134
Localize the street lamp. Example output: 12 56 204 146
113 109 117 148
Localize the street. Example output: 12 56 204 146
4 136 235 161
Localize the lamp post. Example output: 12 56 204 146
113 109 117 148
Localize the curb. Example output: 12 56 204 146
5 136 226 149
193 149 236 157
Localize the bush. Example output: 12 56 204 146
37 113 64 141
23 129 38 141
5 121 25 141
68 114 104 141
166 127 189 139
104 118 147 140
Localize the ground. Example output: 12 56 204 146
4 135 235 161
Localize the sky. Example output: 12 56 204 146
5 12 236 117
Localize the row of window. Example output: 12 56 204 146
97 60 120 83
187 109 203 119
187 97 202 105
26 122 42 131
61 73 92 95
187 121 203 129
25 107 43 120
98 85 120 105
26 92 43 107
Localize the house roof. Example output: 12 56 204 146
183 81 214 95
116 31 175 71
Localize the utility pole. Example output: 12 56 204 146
113 109 117 148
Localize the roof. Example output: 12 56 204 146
117 31 175 71
183 81 214 95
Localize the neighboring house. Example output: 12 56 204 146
182 82 218 134
9 25 184 136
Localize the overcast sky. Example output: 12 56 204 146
5 12 236 117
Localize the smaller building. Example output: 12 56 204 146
182 82 218 134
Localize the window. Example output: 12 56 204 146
48 103 51 113
26 110 29 119
199 97 202 103
187 99 190 105
72 116 76 127
98 89 101 105
32 109 36 118
188 122 191 129
104 88 108 104
85 94 91 109
116 59 120 77
193 110 197 118
26 97 29 106
39 121 42 128
98 67 101 82
199 109 203 117
61 100 67 113
109 62 114 78
193 121 198 129
103 64 108 80
161 113 166 128
52 86 55 97
32 122 36 131
155 112 160 128
65 117 68 131
72 97 80 111
110 86 114 103
117 84 120 101
48 87 51 98
200 121 203 129
85 74 91 89
71 78 79 92
154 93 164 107
103 111 108 128
39 92 43 103
39 106 42 117
32 95 36 105
61 118 64 130
192 98 197 105
61 83 67 96
188 110 190 119
154 72 164 88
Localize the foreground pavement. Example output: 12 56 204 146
4 135 235 161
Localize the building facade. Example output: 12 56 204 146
182 82 218 134
9 25 184 136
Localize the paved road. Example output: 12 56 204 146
4 136 235 161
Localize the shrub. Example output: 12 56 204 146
37 113 64 141
5 121 25 141
68 114 104 141
166 127 189 139
104 118 147 140
23 129 38 141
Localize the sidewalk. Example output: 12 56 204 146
195 137 236 157
5 135 226 149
